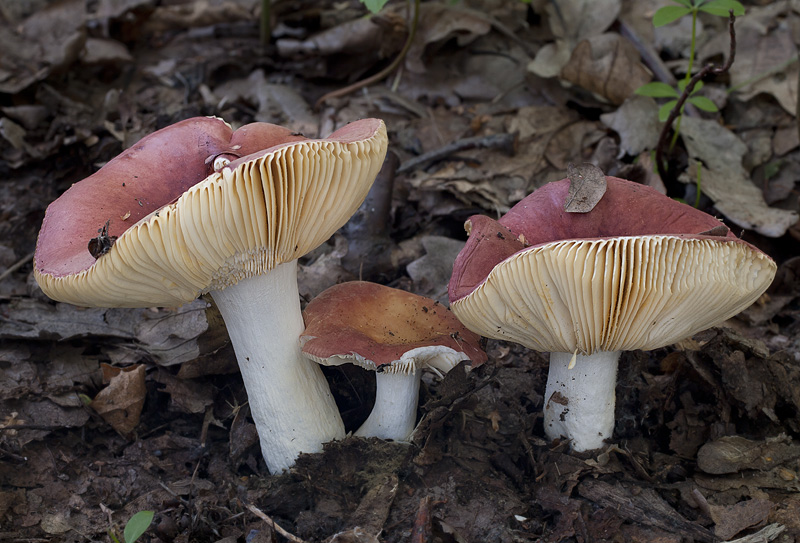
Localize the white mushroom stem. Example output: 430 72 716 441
543 350 621 452
210 261 345 473
355 370 421 441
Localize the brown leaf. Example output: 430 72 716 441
564 163 607 213
91 364 146 436
561 33 652 105
709 498 773 540
154 369 214 414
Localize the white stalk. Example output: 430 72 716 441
210 260 345 473
355 370 421 441
543 350 620 452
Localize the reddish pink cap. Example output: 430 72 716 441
448 177 776 354
34 118 388 307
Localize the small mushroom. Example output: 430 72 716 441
449 177 776 452
34 117 388 472
300 281 487 441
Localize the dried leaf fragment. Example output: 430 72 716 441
91 363 146 436
564 163 607 213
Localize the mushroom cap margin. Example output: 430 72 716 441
34 119 389 307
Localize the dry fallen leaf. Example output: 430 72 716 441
709 498 773 540
679 116 798 237
528 0 621 78
91 363 146 437
600 95 661 157
560 33 652 105
564 163 608 213
723 12 798 115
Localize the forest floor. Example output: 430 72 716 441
2 0 800 542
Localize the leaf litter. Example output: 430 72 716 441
2 0 800 541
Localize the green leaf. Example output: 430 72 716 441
635 82 680 98
688 95 719 112
659 100 679 122
123 511 154 543
699 0 745 16
764 160 782 181
673 0 693 7
360 0 391 13
653 5 693 26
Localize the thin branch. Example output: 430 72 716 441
655 11 737 180
0 251 34 283
315 0 420 109
246 503 307 543
397 133 517 174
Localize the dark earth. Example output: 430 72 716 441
3 1 800 542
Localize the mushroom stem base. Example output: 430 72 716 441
210 261 345 472
543 350 620 452
355 370 421 441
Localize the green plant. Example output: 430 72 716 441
109 510 154 543
361 0 391 13
635 0 745 143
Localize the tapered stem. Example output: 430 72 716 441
355 370 421 441
211 261 345 472
543 350 620 452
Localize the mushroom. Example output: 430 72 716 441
34 116 388 472
300 281 487 440
448 177 776 452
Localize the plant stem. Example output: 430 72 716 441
669 9 698 153
656 11 737 180
694 161 702 208
260 0 270 45
315 0 421 108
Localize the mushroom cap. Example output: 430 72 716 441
301 281 487 375
449 177 777 355
34 117 388 307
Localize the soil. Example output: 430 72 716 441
2 1 800 542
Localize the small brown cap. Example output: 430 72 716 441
301 281 487 374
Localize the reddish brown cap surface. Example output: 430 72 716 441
34 118 388 307
448 177 776 354
301 282 487 373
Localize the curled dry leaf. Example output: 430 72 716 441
560 33 652 105
91 363 146 436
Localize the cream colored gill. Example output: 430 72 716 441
450 235 776 355
36 128 387 308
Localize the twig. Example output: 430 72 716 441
618 20 678 87
315 0 420 109
246 503 307 543
655 11 737 180
0 251 34 282
397 133 517 174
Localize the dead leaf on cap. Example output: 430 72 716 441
91 363 146 437
564 163 607 213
